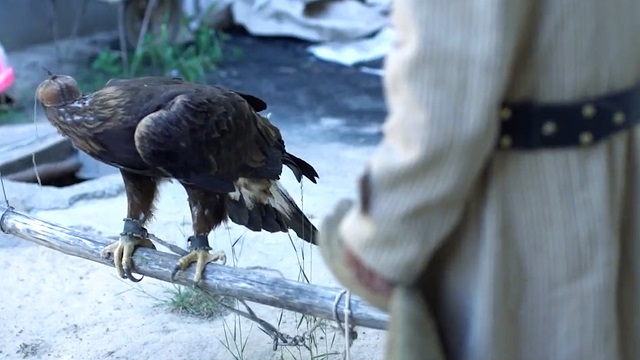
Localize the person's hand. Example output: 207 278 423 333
344 247 394 300
318 199 394 310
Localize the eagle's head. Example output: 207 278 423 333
36 70 82 107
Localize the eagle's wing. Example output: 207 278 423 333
231 91 267 112
131 83 318 242
133 88 283 193
105 76 184 87
105 76 268 112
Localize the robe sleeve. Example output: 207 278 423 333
337 0 533 284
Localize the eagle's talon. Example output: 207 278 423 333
124 267 144 282
172 249 226 283
101 234 154 282
170 265 181 281
218 254 227 266
100 247 112 260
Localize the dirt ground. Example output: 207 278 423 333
0 29 389 359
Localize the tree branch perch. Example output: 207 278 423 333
0 204 389 331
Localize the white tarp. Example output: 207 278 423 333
307 25 394 66
188 0 394 68
230 0 389 43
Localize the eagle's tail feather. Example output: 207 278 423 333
275 183 317 244
226 179 317 244
283 152 319 184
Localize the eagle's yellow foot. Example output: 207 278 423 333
101 218 155 282
171 234 226 283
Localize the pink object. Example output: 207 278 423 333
0 46 15 94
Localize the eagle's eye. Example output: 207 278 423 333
36 74 82 107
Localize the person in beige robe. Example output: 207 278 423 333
318 0 640 359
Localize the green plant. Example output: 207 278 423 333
0 107 23 123
90 18 226 83
0 93 22 123
90 50 122 77
161 285 235 319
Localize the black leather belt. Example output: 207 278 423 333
497 82 640 150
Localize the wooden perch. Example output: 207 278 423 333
0 204 389 331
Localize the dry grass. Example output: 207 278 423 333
161 285 236 320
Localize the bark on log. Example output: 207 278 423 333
0 204 389 330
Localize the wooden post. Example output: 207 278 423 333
0 204 389 331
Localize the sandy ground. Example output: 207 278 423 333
0 132 387 360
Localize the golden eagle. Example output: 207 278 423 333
36 73 319 283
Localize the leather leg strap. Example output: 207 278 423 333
120 218 148 238
188 234 211 250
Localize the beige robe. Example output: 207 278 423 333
334 0 640 358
